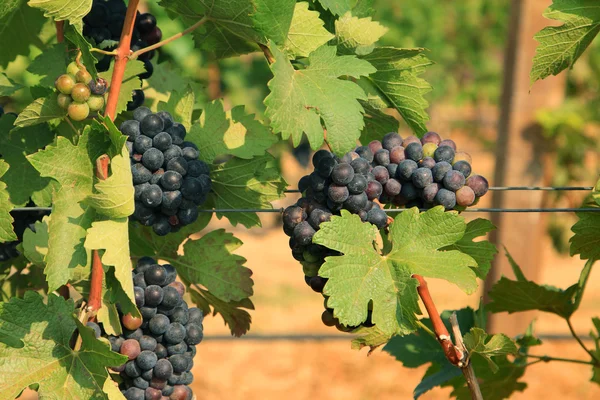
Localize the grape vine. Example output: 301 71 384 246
0 1 597 399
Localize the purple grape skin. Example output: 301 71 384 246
293 221 315 246
312 149 332 168
350 158 370 174
422 183 441 203
433 145 455 163
435 188 457 209
405 142 424 162
456 186 476 206
366 208 388 229
421 131 441 145
411 167 433 189
443 170 466 191
366 180 383 200
384 179 402 197
453 160 472 178
382 132 403 150
327 184 350 203
347 174 367 194
308 208 332 230
331 163 355 185
372 166 389 185
343 192 368 213
400 182 419 201
397 160 418 181
389 146 406 164
374 149 390 166
466 175 489 197
368 140 383 154
317 157 337 178
355 146 374 162
432 161 452 182
418 157 436 169
439 139 457 151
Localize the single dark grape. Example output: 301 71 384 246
327 184 350 204
142 148 164 171
466 175 489 197
170 307 189 325
405 142 424 162
421 131 441 145
382 132 403 150
350 157 370 174
308 208 332 230
177 207 198 226
154 343 168 360
188 308 204 325
140 184 162 208
422 183 440 203
185 323 204 345
127 90 146 111
282 206 307 232
355 146 374 162
120 120 140 142
310 276 327 293
170 385 192 400
456 186 476 206
166 342 187 356
138 335 157 352
140 114 164 137
365 180 383 200
153 359 173 381
145 285 164 307
389 146 405 164
367 208 388 229
386 163 398 178
122 386 144 400
453 161 472 178
400 182 419 201
149 314 170 335
434 145 455 163
88 77 108 95
160 286 181 309
140 307 157 320
435 188 457 209
439 139 457 150
374 149 390 166
309 172 326 192
166 157 188 176
384 179 402 197
372 165 389 185
133 107 153 123
316 157 337 178
331 163 354 185
418 157 436 169
145 387 161 400
181 147 199 161
347 174 367 194
187 160 210 178
443 170 466 191
124 327 143 340
397 160 418 181
368 140 383 154
293 221 315 246
136 350 158 370
343 192 368 213
169 354 189 374
133 136 153 155
137 13 157 34
412 167 433 189
312 149 332 168
120 339 141 360
142 26 163 45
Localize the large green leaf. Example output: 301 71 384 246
463 328 517 373
0 0 45 68
283 2 334 58
190 286 254 337
14 94 67 128
251 0 295 46
358 98 400 144
362 48 432 137
87 151 135 219
264 44 375 155
0 160 16 243
208 154 287 228
335 12 387 55
0 292 126 399
28 0 91 32
313 208 478 346
530 0 600 83
0 114 55 207
187 100 277 164
27 42 69 88
317 0 355 15
570 210 600 261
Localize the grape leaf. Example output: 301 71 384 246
0 115 55 207
28 129 108 290
591 318 600 385
264 44 375 155
0 73 23 96
463 328 517 373
335 12 387 55
0 160 16 242
189 286 254 337
163 229 253 303
317 0 355 15
0 292 127 399
22 216 49 266
188 100 277 164
28 0 91 32
64 22 99 77
487 249 579 317
157 86 195 131
208 154 287 228
251 0 295 46
0 0 45 68
362 48 432 137
570 210 600 261
14 94 67 128
530 0 600 83
27 42 69 88
87 151 135 219
283 2 335 58
99 60 144 118
415 364 463 400
158 0 261 58
314 208 477 341
146 62 190 95
441 218 497 280
359 99 400 144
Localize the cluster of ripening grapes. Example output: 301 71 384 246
122 108 212 236
283 132 489 331
54 62 108 121
83 0 162 110
88 257 201 400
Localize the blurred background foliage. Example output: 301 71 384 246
1 0 599 251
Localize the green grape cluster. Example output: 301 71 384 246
55 62 108 121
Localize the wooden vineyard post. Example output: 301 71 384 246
485 0 567 334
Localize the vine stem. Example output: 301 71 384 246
566 318 600 364
413 274 462 365
259 43 275 64
449 312 483 400
56 21 64 43
104 0 140 120
87 155 110 314
91 48 118 56
524 353 596 366
130 17 208 59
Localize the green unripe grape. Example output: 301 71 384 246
302 261 320 277
75 69 93 84
57 93 73 110
66 62 80 77
55 74 76 95
71 83 91 102
68 101 90 121
422 142 438 158
303 250 321 263
86 94 105 112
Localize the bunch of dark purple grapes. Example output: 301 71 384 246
282 132 489 331
83 0 162 110
87 257 202 400
361 132 489 210
0 206 50 263
122 108 211 236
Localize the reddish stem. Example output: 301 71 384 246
55 21 65 43
104 0 140 120
87 155 110 313
413 274 463 366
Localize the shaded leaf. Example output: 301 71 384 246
283 2 334 57
14 94 67 128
